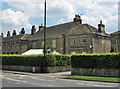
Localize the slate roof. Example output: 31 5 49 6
2 34 31 42
29 21 110 41
110 30 120 35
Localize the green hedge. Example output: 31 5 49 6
2 54 71 67
71 53 120 69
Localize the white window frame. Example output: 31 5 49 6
33 42 36 48
71 38 76 45
11 43 14 48
16 42 19 48
52 40 56 48
82 37 87 43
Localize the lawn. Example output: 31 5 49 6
68 76 120 83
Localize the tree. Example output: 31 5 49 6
110 46 118 53
46 44 54 53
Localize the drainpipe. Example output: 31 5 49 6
62 34 66 54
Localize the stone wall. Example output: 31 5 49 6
92 34 111 53
2 65 71 73
71 68 119 77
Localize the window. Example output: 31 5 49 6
42 41 44 48
11 43 14 48
71 38 76 45
82 37 87 42
116 39 119 44
3 43 6 49
16 42 19 48
33 42 36 48
11 52 14 54
7 44 10 49
16 52 18 54
52 40 56 48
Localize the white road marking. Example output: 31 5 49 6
32 78 55 82
6 78 28 83
77 83 114 87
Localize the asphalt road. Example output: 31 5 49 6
0 70 119 88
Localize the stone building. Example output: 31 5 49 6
28 15 111 54
1 15 111 54
110 30 120 52
1 28 32 54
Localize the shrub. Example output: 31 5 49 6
71 53 120 69
2 54 71 67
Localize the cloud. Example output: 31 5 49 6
2 0 119 33
5 0 75 18
57 18 65 24
0 9 32 36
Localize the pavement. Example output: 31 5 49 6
0 70 120 88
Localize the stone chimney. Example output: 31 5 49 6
73 14 82 24
98 20 105 33
12 30 17 36
1 33 4 38
31 25 36 35
20 28 25 34
7 31 11 37
39 24 44 31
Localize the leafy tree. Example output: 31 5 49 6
46 44 54 53
110 46 118 53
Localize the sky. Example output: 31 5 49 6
0 0 120 36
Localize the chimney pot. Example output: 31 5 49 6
74 14 82 24
20 28 25 34
31 25 36 35
1 33 4 38
13 30 16 36
98 20 105 33
7 31 11 37
100 20 102 24
39 23 44 31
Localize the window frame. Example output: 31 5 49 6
52 39 56 48
71 38 76 45
82 37 87 43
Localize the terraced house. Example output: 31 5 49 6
110 30 120 52
28 15 111 54
1 15 111 54
1 28 32 54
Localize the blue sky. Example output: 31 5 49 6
0 0 119 36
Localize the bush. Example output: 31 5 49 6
2 54 71 67
71 53 120 69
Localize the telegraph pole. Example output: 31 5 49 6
43 0 46 72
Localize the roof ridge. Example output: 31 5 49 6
65 22 79 35
86 24 95 33
47 21 73 28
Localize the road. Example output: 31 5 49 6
0 70 119 88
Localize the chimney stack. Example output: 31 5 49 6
31 25 36 35
39 24 44 31
20 28 25 34
7 31 11 37
73 14 82 24
98 20 105 33
1 33 4 38
12 30 17 36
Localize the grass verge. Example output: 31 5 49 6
68 76 120 83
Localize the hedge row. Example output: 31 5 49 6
71 53 120 68
2 54 71 67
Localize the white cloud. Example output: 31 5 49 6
57 18 65 24
0 9 32 36
6 0 75 18
2 0 119 33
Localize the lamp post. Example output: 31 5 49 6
43 0 46 72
